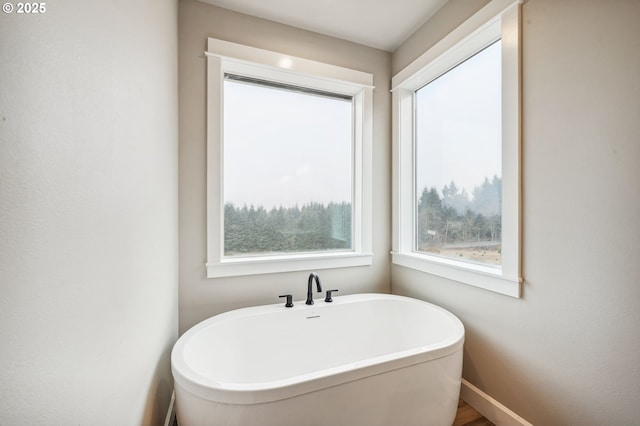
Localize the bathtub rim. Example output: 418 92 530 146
172 293 465 405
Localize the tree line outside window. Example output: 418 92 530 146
417 176 502 265
224 201 352 256
223 175 500 265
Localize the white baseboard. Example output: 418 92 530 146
461 379 533 426
163 391 176 426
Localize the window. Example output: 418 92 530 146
415 40 502 266
206 38 373 278
392 0 522 297
223 75 353 256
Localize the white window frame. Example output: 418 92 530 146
205 38 374 278
391 0 523 297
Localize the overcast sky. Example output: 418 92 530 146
223 80 353 209
415 40 502 197
223 40 501 209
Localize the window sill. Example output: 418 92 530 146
391 251 521 298
207 252 373 278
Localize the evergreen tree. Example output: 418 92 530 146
223 201 353 255
415 176 502 251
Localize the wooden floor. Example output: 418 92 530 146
454 399 495 426
174 399 492 426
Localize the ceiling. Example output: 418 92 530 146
197 0 449 52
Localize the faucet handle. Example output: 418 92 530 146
324 289 339 303
279 294 294 308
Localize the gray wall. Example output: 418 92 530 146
178 0 392 333
0 1 179 424
392 0 640 424
392 0 491 74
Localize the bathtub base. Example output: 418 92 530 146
175 349 462 426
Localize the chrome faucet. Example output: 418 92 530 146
306 272 322 305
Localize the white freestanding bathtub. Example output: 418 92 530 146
171 293 464 426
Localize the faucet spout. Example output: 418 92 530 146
306 272 322 305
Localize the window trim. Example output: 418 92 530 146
205 38 374 278
391 0 522 297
